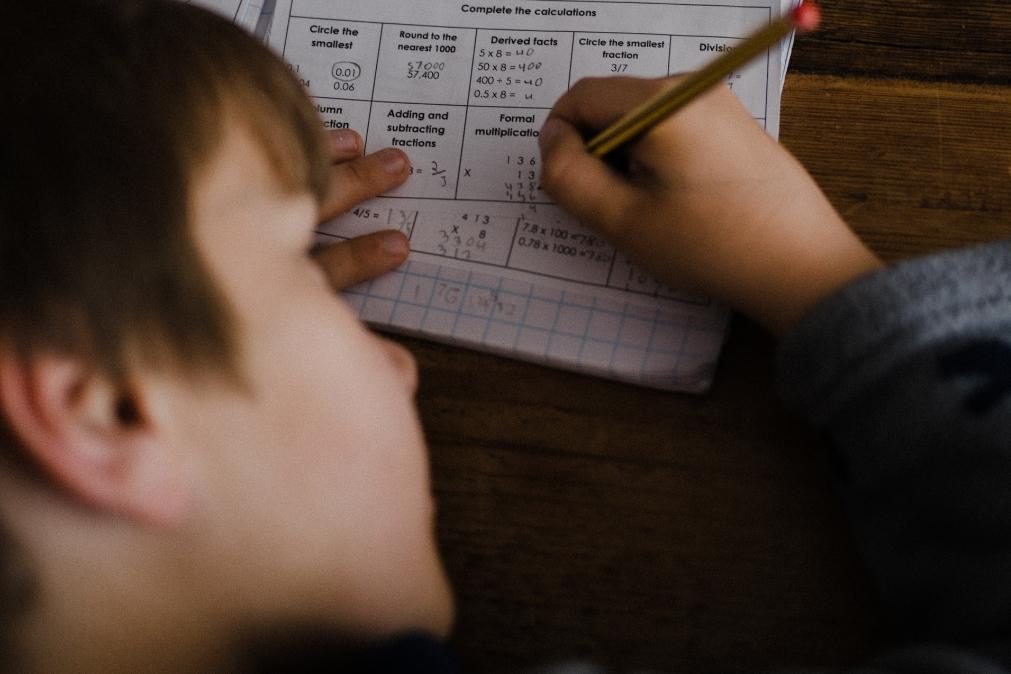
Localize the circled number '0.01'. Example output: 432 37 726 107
331 61 362 92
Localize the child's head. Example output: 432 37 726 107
0 1 450 668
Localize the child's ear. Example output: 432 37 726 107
0 350 190 528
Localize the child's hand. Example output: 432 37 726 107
313 130 412 289
539 77 882 334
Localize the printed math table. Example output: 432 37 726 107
268 0 785 391
281 18 772 205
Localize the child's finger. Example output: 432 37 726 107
538 117 636 240
319 148 411 222
327 129 364 164
313 230 410 290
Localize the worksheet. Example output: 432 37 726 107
268 0 787 392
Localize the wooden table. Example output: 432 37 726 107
397 2 1011 670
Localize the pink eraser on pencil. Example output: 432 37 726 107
790 1 821 33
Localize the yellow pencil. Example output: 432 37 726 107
587 1 822 158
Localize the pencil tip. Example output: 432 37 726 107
791 1 821 33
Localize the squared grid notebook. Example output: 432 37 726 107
344 258 730 393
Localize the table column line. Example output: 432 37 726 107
363 22 386 149
453 28 480 200
504 212 522 269
604 249 619 288
566 30 576 88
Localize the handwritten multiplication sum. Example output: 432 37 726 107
411 211 516 266
435 217 489 260
502 153 543 203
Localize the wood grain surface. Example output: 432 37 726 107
396 2 1011 671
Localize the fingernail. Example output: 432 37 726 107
382 231 409 258
378 148 408 174
539 119 563 148
331 129 361 153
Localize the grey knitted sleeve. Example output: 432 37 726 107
775 239 1011 663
